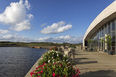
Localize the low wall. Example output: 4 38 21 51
25 55 43 77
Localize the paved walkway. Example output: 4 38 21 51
74 49 116 77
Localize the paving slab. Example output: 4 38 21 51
73 49 116 77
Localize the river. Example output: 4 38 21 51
0 47 48 77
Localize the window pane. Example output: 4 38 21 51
112 22 115 31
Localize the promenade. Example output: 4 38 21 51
74 49 116 77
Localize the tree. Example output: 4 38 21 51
88 39 94 50
100 35 112 52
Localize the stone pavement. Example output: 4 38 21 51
73 49 116 77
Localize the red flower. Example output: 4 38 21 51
52 72 55 77
76 68 81 73
68 63 70 65
76 73 80 77
57 74 60 77
36 67 39 70
77 68 79 71
41 70 43 73
53 69 55 70
30 72 35 75
37 72 41 74
37 76 41 77
43 63 46 65
60 64 62 67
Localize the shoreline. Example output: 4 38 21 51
0 46 53 49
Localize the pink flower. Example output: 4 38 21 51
33 70 35 73
52 72 55 77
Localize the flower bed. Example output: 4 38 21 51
38 50 68 65
30 50 80 77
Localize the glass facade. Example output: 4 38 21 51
88 18 116 54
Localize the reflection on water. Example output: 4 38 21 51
0 47 47 77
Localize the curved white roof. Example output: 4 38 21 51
83 1 116 46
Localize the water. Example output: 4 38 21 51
0 47 47 77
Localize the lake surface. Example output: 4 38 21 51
0 47 48 77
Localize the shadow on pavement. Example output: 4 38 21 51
75 58 89 60
75 54 88 55
74 57 97 64
75 61 97 64
80 70 116 77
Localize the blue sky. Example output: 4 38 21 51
0 0 115 43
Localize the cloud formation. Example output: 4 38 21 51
0 0 33 31
40 21 72 34
38 35 83 43
0 35 83 43
0 29 10 34
0 34 37 42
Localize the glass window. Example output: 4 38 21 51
112 22 115 31
102 28 104 37
104 25 106 35
108 24 110 34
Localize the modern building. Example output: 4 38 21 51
83 1 116 54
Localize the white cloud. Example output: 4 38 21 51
0 34 83 43
40 21 72 34
0 34 37 42
0 0 33 31
0 29 10 34
40 23 47 27
38 35 83 43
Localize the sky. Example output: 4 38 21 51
0 0 115 43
